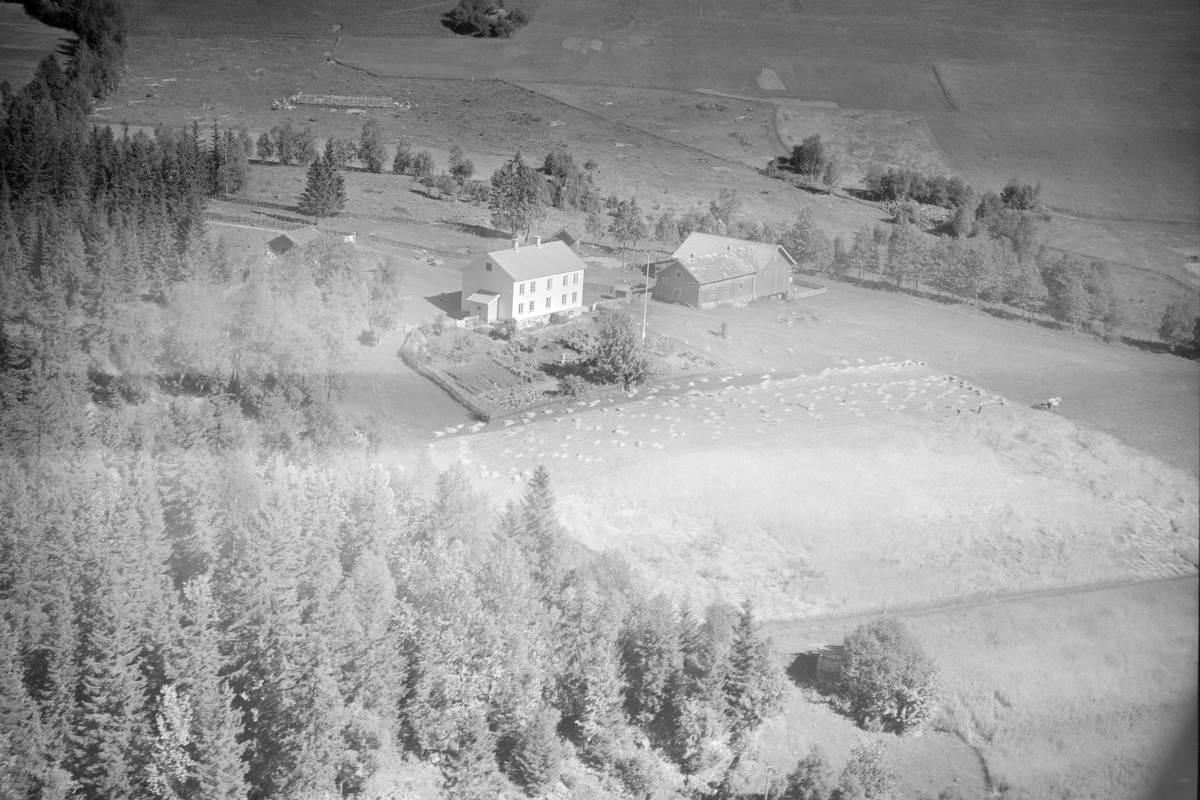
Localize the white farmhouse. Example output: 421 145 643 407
460 238 588 324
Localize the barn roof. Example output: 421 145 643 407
548 227 578 247
672 232 796 269
465 290 500 304
483 240 588 282
281 226 323 247
676 249 757 284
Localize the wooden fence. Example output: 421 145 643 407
362 233 480 260
293 93 393 108
204 210 307 231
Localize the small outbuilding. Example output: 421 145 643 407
267 226 324 256
547 227 580 253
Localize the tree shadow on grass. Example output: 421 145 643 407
1121 336 1197 359
442 220 512 240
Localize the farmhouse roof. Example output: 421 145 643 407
276 226 323 248
676 249 757 284
483 240 588 282
465 290 500 304
672 232 796 269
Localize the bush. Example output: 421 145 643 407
1158 303 1198 350
557 374 589 398
1000 179 1042 210
833 741 896 800
559 327 595 354
445 0 531 37
491 318 518 341
835 618 938 733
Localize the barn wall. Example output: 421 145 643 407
753 250 792 298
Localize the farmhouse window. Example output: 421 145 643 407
688 282 695 288
673 288 681 297
571 292 577 303
546 279 552 291
518 303 524 314
545 297 551 309
519 283 525 295
573 273 579 285
485 263 492 271
561 294 567 305
563 276 568 287
675 271 682 278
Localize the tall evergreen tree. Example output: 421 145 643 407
296 143 346 223
489 152 548 240
722 600 788 751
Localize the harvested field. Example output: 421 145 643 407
427 359 1198 617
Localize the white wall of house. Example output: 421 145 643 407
510 270 585 321
462 257 585 322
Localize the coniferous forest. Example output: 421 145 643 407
0 6 791 799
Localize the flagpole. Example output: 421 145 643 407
642 251 649 341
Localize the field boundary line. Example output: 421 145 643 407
765 573 1199 636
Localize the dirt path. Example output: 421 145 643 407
762 572 1200 653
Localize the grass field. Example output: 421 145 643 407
0 4 74 88
121 0 457 37
331 0 1200 223
763 578 1199 800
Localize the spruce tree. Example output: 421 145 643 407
297 143 346 223
68 559 151 800
508 706 562 796
722 600 788 751
177 577 248 800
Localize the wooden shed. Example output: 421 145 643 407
547 227 580 253
267 226 324 256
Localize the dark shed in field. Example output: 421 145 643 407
547 227 579 252
268 226 324 256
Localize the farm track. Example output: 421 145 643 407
763 572 1200 650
